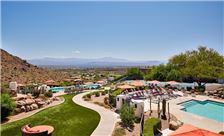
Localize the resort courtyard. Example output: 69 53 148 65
1 1 224 136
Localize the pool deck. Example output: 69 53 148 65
150 95 224 133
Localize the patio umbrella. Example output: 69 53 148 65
117 84 135 89
130 81 145 87
149 80 161 84
169 124 222 136
166 81 179 85
84 82 93 85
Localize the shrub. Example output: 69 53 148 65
94 102 110 109
38 94 48 101
104 97 109 105
134 117 141 123
44 90 53 97
83 97 91 101
109 95 116 107
111 89 123 96
1 93 16 121
144 117 161 136
120 103 135 128
195 86 205 92
32 88 41 98
101 91 106 95
186 87 192 91
219 131 224 135
112 127 126 136
86 93 92 99
64 90 70 94
94 92 100 97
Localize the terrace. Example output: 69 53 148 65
108 80 224 135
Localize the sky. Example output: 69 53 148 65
1 1 223 61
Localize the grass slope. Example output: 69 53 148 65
1 94 100 136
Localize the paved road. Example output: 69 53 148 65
72 91 119 136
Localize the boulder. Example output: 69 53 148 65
26 94 32 99
31 103 38 110
46 100 51 105
37 101 45 108
54 97 61 101
17 96 26 101
15 108 21 114
30 105 34 111
16 100 26 107
21 106 26 112
25 99 35 105
34 98 42 103
26 105 31 112
13 96 25 101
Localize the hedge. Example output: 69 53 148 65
111 89 123 96
143 117 161 136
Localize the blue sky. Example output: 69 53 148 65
1 1 223 61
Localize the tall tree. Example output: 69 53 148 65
145 64 181 81
126 68 143 77
169 46 224 86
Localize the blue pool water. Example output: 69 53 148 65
181 100 224 122
50 87 65 93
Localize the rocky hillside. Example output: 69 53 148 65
1 49 69 84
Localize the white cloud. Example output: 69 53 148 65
72 50 81 54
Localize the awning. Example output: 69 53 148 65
149 80 161 84
166 81 179 85
169 124 222 136
117 84 135 89
130 81 145 87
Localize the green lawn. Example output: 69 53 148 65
1 94 100 136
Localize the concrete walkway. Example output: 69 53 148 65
72 91 119 136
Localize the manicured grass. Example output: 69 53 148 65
1 94 100 136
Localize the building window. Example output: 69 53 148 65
117 98 119 101
122 99 125 104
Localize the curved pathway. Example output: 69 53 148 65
73 91 119 136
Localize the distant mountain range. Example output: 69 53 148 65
28 57 163 68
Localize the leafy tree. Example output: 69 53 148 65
166 69 181 81
169 46 224 87
120 103 135 128
126 68 143 77
145 64 181 81
1 93 16 121
148 65 167 81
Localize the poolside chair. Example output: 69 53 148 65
21 124 48 136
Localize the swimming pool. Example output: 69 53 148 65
50 87 65 93
181 100 224 122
